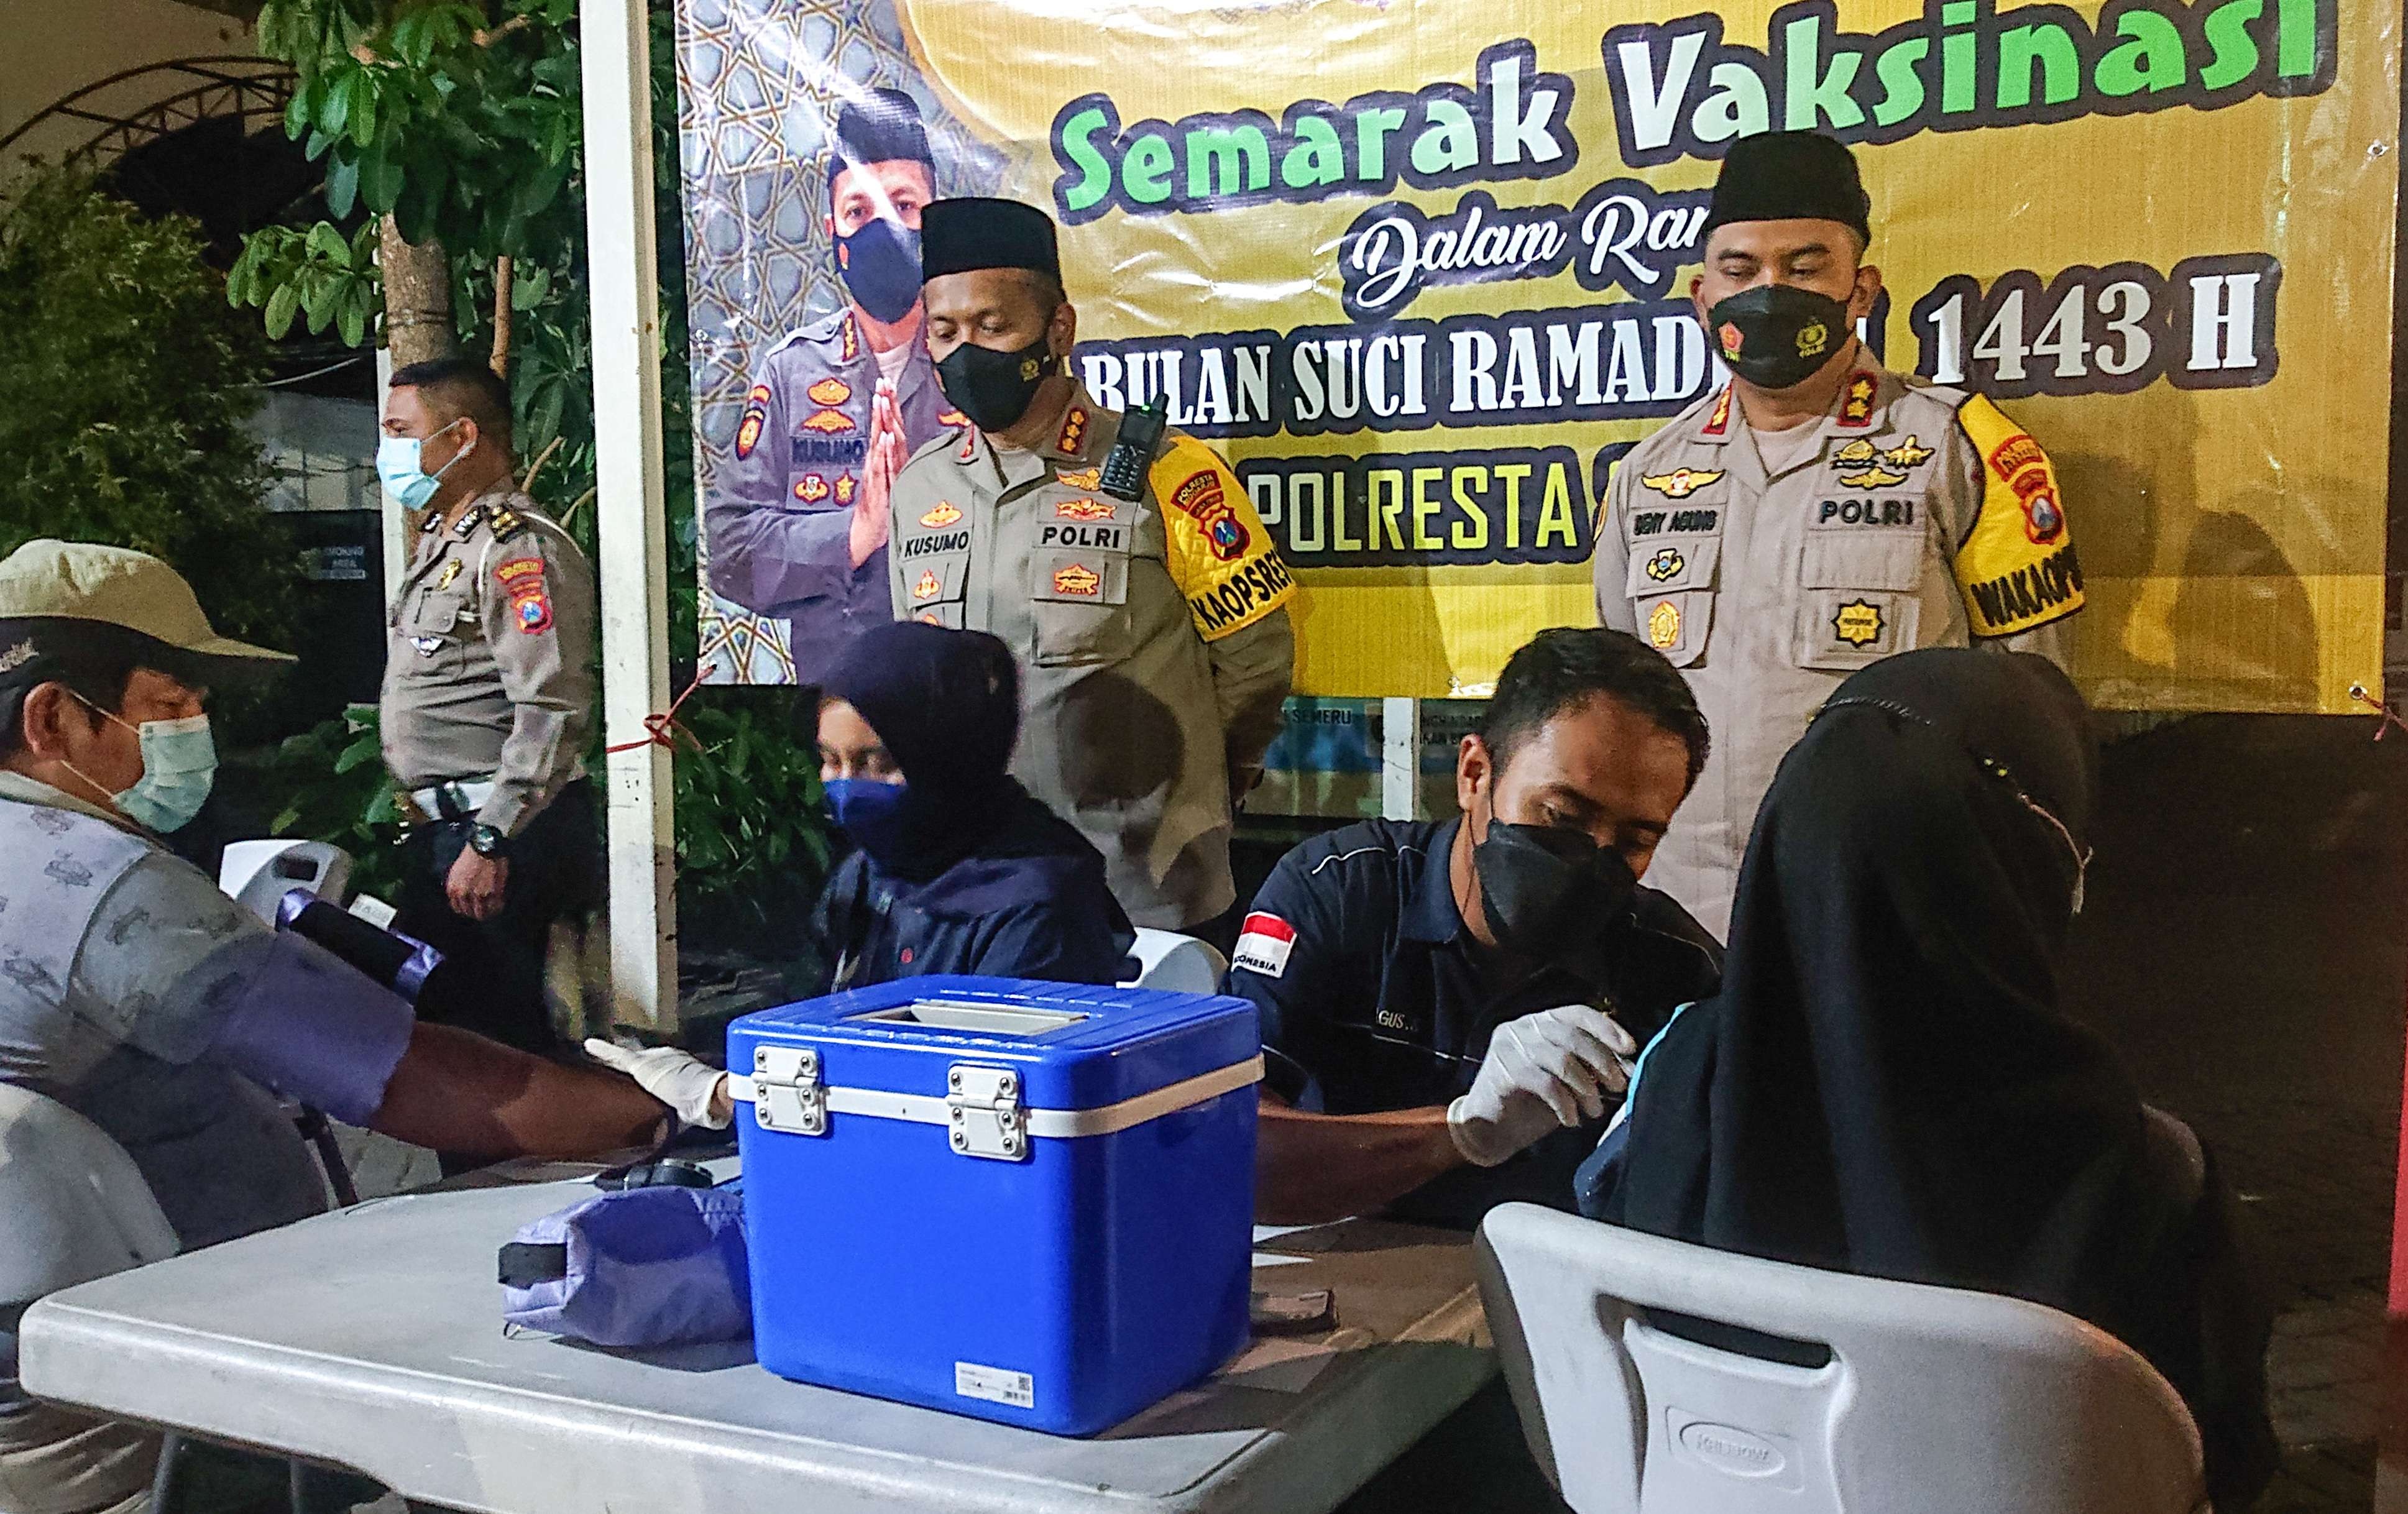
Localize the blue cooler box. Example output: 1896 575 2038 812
727 976 1261 1435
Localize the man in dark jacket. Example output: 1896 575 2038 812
1229 628 1722 1230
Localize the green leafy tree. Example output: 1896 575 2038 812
236 0 830 961
0 167 299 671
262 704 409 899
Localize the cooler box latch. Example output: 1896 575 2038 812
752 1046 826 1136
947 1065 1024 1161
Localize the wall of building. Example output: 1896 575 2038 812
1 0 255 173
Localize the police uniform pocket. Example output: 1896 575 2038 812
1795 528 1925 671
415 590 468 626
900 554 967 615
1624 536 1717 668
1623 535 1721 597
1632 590 1712 668
1031 548 1132 668
1800 505 1924 589
402 590 467 674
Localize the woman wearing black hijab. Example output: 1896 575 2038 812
812 621 1133 986
1585 648 2275 1509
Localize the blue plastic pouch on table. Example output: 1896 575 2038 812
497 1180 750 1347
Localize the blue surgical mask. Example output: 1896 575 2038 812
835 216 923 325
68 700 218 834
822 778 913 869
377 418 471 509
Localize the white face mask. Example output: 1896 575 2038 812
63 695 218 833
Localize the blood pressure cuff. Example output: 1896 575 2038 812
275 894 443 1004
498 1181 751 1349
204 932 416 1127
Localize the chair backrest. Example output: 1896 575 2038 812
1119 929 1229 995
1475 1203 2207 1514
217 839 352 924
0 1083 177 1311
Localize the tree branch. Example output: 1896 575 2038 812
472 14 534 47
490 254 513 378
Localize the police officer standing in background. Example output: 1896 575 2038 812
1596 131 2084 938
888 198 1297 936
380 357 601 1052
705 88 956 684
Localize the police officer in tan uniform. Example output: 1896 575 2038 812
887 199 1297 934
379 357 600 1050
1596 132 2083 938
704 88 958 684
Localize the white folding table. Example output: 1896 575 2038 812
21 1160 1494 1514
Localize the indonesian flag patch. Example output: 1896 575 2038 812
1233 912 1297 978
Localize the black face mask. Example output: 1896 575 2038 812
935 335 1055 432
1706 283 1854 390
1472 817 1640 958
835 217 922 325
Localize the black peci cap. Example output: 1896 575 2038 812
919 197 1061 284
1702 131 1873 247
828 87 932 188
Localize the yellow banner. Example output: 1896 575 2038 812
679 0 2396 710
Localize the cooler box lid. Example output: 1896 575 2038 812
726 976 1261 1114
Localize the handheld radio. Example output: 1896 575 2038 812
1099 400 1169 501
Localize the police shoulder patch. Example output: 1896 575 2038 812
497 554 552 635
1055 405 1090 458
1147 437 1295 643
1698 387 1733 437
1837 371 1879 428
1951 394 2084 638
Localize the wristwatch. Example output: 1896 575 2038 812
467 823 508 858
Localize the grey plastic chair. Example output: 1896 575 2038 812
1476 1203 2210 1514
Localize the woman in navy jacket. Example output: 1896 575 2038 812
812 621 1133 988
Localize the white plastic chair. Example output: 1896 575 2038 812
1119 928 1230 994
0 1083 177 1317
1475 1202 2208 1514
0 1088 177 1514
216 838 352 924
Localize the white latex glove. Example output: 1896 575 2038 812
584 1039 733 1130
1446 1005 1638 1167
